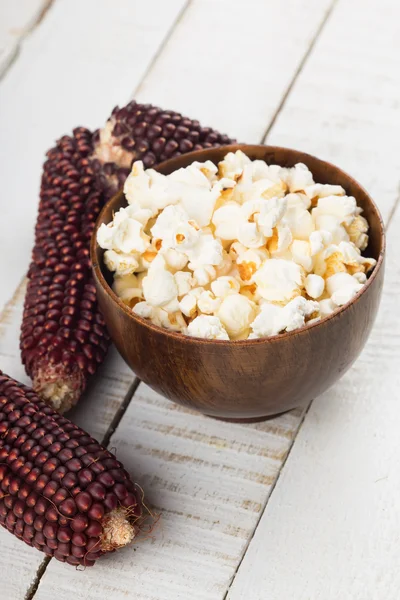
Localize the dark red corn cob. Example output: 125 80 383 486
20 101 234 412
92 100 234 200
0 370 142 567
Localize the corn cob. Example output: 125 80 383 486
0 370 142 567
20 101 234 412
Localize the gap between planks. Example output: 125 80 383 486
222 400 313 600
3 0 378 597
25 377 143 600
224 0 339 593
261 0 338 142
385 182 400 230
0 0 55 82
11 0 340 597
131 0 193 101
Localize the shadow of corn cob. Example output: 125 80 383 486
20 101 235 412
0 370 143 566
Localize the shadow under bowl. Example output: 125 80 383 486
91 144 385 421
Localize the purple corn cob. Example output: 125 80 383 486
20 101 234 412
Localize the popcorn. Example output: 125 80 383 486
163 248 189 272
139 250 158 270
215 251 233 277
101 151 376 341
249 177 287 201
319 241 376 278
305 274 325 299
97 223 114 250
326 272 363 306
250 297 318 338
309 229 333 255
125 205 153 228
312 195 358 225
304 184 345 202
112 274 143 306
218 150 251 180
284 205 314 240
336 241 376 273
290 240 313 272
124 161 177 216
112 218 150 254
151 204 200 252
212 203 242 240
353 271 367 284
197 290 221 314
175 271 194 297
133 301 153 319
253 259 303 303
187 315 229 340
193 265 217 286
169 165 221 227
192 160 219 182
142 257 178 309
280 297 319 332
313 213 349 244
104 250 139 276
179 293 198 318
237 248 269 283
217 294 256 339
318 298 336 317
253 197 287 238
237 222 266 248
285 192 311 211
250 302 284 337
287 163 314 192
152 308 187 332
211 276 241 298
186 234 223 269
267 224 293 256
345 214 369 250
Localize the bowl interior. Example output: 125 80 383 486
91 144 385 332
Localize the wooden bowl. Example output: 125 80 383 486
91 145 385 421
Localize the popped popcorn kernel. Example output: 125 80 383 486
345 214 369 250
187 315 229 340
98 151 376 340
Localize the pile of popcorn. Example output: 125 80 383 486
97 151 376 341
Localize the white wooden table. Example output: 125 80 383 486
1 1 399 598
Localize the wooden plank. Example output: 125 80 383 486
225 0 400 593
0 283 141 595
0 1 188 597
0 279 137 599
136 0 334 142
31 1 338 598
35 385 305 600
0 0 187 310
227 206 400 600
266 0 400 223
0 0 49 77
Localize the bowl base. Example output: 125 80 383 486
208 410 290 424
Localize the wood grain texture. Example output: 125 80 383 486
0 0 49 77
136 0 334 142
92 144 385 420
34 384 305 600
267 0 400 224
1 1 341 597
0 1 187 596
1 0 397 597
0 281 137 599
0 0 187 310
227 205 400 600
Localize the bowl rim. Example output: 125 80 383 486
90 143 386 346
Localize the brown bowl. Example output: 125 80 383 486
91 145 385 421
